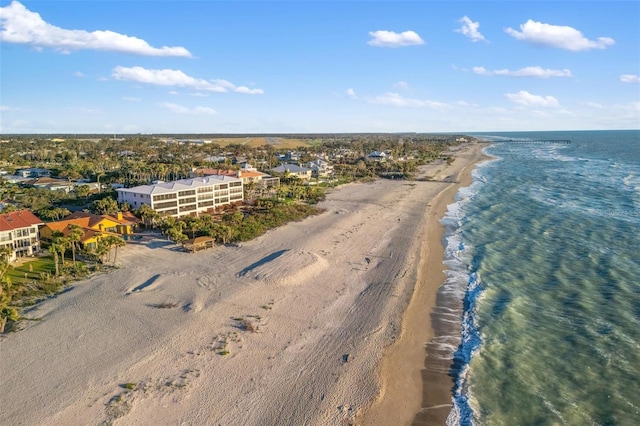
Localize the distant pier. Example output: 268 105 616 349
493 139 572 144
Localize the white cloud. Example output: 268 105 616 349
112 66 264 94
473 66 572 78
370 92 449 109
583 101 604 109
455 100 478 108
113 66 224 91
455 16 486 42
505 20 614 51
159 102 217 115
209 79 263 94
620 74 640 84
0 1 192 57
367 30 424 47
393 81 409 90
122 97 141 102
233 86 264 95
169 90 179 96
74 71 86 78
189 92 209 97
346 88 357 99
0 105 23 111
506 90 560 108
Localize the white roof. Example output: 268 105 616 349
116 175 241 195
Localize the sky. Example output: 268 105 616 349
0 0 639 134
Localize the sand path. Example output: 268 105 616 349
0 143 486 426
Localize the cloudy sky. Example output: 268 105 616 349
1 1 638 133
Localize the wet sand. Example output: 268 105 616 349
360 143 489 425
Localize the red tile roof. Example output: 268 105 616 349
0 210 43 232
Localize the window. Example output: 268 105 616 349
155 201 178 209
153 193 177 202
178 190 196 197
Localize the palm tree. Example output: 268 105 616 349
50 230 68 270
67 224 84 265
49 241 62 276
95 238 111 264
105 235 126 265
0 246 13 281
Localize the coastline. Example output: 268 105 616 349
360 143 490 425
0 143 488 426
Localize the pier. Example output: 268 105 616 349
493 139 572 144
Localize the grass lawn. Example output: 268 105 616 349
7 256 57 286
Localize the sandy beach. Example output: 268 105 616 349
0 143 487 426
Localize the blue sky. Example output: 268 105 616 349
1 0 639 133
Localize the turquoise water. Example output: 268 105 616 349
444 131 640 425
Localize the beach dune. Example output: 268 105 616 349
0 143 487 426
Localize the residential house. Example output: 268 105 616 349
39 211 139 251
367 151 391 162
0 210 44 262
305 159 334 179
270 164 312 180
65 211 140 235
116 175 244 218
15 168 51 178
193 164 278 187
23 177 74 192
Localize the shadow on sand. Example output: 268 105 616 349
128 274 161 294
237 249 289 277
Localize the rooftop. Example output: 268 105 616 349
0 210 43 232
116 175 242 195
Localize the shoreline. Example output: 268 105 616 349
360 143 490 425
0 143 489 426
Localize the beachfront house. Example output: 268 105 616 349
116 175 244 218
0 210 44 262
40 211 139 250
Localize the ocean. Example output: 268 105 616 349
441 130 640 425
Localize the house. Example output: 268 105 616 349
23 177 74 192
65 211 140 235
0 210 44 262
306 159 334 179
116 175 244 218
39 211 138 251
367 151 391 162
193 164 276 187
15 168 51 178
271 164 312 180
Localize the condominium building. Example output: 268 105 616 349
116 176 244 218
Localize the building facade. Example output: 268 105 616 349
116 176 244 218
0 210 43 262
